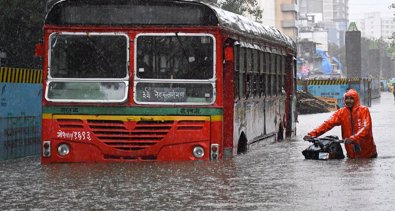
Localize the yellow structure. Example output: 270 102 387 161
0 67 42 83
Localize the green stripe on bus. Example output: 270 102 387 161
43 106 223 116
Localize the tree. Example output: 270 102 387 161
0 0 46 68
200 0 263 21
0 0 263 68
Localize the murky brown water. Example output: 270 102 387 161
1 92 395 210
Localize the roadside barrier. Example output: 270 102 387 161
307 79 348 85
0 67 43 160
0 67 42 83
297 78 378 107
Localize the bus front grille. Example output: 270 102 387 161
87 119 173 151
55 117 208 152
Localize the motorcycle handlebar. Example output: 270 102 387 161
306 137 344 143
306 137 361 153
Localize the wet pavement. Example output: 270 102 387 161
1 92 395 210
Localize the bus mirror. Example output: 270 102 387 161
35 43 44 57
224 46 233 62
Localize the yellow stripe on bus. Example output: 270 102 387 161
211 115 223 121
43 114 223 122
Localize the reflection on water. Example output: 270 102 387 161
1 94 395 210
1 143 394 210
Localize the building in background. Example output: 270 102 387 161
355 12 395 43
255 0 394 79
352 12 395 79
295 0 348 78
381 17 395 43
255 0 298 41
274 0 298 40
299 0 348 47
257 0 276 26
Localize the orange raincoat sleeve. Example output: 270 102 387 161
307 110 343 137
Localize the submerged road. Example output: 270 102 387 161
1 92 395 210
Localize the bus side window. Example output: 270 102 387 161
246 48 252 98
281 55 286 95
266 52 271 97
270 53 275 97
239 47 245 99
273 53 277 96
253 49 259 98
263 52 269 97
276 54 280 96
273 54 277 96
259 51 265 98
234 45 240 100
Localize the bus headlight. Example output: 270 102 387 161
57 143 70 156
193 146 205 158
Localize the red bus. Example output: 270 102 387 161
39 0 297 163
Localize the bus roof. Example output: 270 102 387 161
45 0 295 49
208 4 295 49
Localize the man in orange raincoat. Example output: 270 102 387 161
303 89 377 158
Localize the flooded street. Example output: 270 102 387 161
1 92 395 210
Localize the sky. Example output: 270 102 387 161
348 0 394 21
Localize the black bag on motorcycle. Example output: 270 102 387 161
302 136 345 160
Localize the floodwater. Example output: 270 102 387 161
1 92 395 210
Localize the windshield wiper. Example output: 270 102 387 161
175 32 192 65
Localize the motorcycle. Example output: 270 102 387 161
302 135 347 160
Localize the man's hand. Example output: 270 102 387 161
303 135 313 141
344 138 354 144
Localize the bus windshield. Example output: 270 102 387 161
136 34 214 79
46 32 129 102
134 34 215 105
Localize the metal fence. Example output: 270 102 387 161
0 116 41 160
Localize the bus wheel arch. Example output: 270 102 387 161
237 132 248 154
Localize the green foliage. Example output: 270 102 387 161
0 0 46 68
390 3 395 46
200 0 263 21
